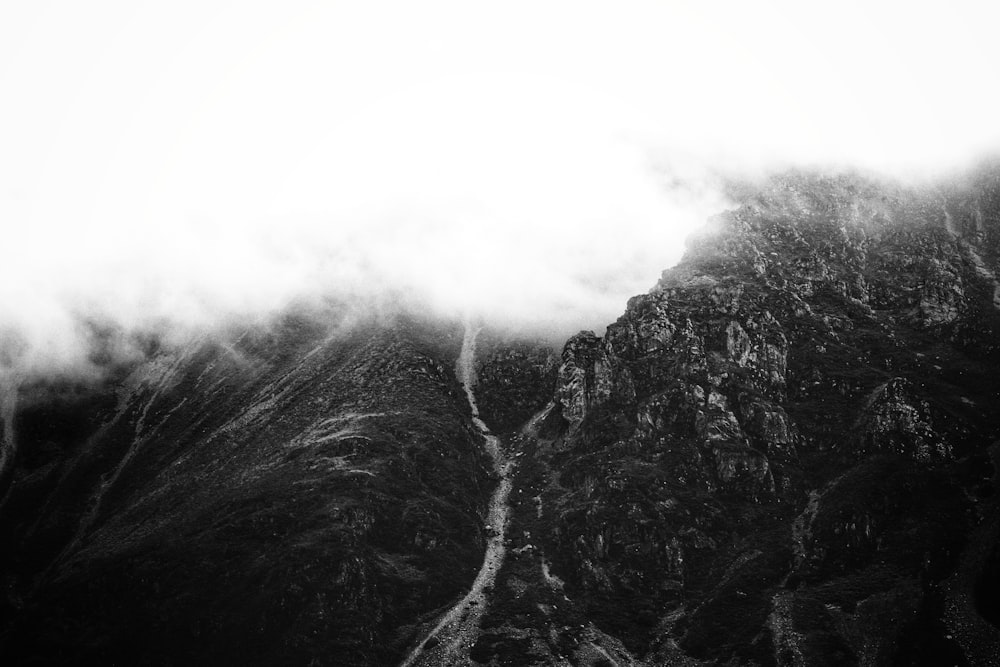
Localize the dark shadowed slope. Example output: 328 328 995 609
3 165 1000 667
400 322 515 667
0 309 494 666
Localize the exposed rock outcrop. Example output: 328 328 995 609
554 331 635 443
532 165 1000 666
857 377 949 461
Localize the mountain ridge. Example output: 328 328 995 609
2 164 1000 665
476 164 1000 665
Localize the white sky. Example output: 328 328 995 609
2 1 1000 371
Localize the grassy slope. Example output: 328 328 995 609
0 309 492 666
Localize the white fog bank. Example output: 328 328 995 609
2 1 1000 376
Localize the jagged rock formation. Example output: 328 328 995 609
523 166 1000 665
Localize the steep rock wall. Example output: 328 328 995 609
538 167 1000 665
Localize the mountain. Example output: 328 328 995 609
2 165 1000 666
465 166 1000 666
0 309 496 665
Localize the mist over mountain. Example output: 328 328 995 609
3 2 1000 666
3 1 1000 384
2 163 999 666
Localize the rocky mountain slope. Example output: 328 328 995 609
466 166 1000 665
2 164 999 666
0 308 496 666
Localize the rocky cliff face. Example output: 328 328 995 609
526 167 1000 665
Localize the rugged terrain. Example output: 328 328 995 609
466 166 1000 665
0 308 496 665
2 165 1000 665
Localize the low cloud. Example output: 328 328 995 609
2 1 999 381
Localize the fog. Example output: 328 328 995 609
2 1 1000 380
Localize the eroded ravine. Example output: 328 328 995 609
399 321 514 667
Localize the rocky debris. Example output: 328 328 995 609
857 377 949 461
400 323 515 667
